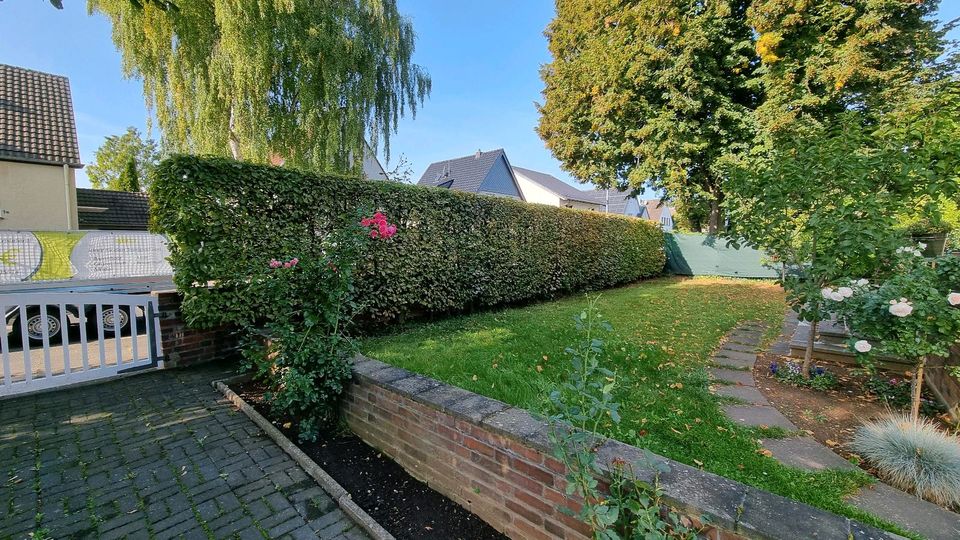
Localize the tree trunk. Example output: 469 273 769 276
910 357 927 422
802 318 818 380
228 106 242 160
707 199 720 235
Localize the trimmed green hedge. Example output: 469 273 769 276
151 156 665 327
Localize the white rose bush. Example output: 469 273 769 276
824 248 960 421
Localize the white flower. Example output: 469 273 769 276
889 301 914 318
949 292 960 306
918 242 927 250
821 288 835 300
838 286 854 298
830 291 844 302
856 279 869 287
853 340 872 353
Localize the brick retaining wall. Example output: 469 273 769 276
345 355 899 540
152 290 239 368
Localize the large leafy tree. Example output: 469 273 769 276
537 0 758 233
86 127 160 191
748 0 950 133
538 0 952 232
87 0 430 173
726 83 960 374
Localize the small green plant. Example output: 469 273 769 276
769 361 837 391
548 297 701 539
852 415 960 508
863 376 942 417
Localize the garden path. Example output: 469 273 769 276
0 362 371 540
709 314 960 540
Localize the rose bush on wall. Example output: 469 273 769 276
237 209 397 439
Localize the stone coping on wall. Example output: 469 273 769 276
350 354 901 540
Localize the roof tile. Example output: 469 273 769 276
0 63 81 167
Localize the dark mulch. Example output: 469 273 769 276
235 381 507 540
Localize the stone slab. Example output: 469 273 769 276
713 385 769 406
708 368 755 387
726 331 764 346
760 437 855 472
713 350 757 363
720 341 759 354
723 405 797 431
847 483 960 540
710 355 755 370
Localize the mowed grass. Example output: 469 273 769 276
362 277 909 535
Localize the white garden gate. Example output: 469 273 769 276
0 292 163 397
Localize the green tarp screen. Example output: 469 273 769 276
664 233 779 279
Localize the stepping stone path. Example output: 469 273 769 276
710 317 960 540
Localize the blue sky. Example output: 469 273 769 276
1 1 957 191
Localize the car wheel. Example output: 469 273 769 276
12 307 63 345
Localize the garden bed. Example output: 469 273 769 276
755 352 953 484
233 380 506 540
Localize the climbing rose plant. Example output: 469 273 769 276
823 248 960 421
241 210 398 440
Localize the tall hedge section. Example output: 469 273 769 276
150 156 665 328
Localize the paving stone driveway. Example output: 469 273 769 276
0 363 370 540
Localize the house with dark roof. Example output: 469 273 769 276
0 63 82 231
76 188 150 231
417 149 525 200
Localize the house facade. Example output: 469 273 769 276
0 64 81 231
512 166 603 211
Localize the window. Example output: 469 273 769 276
660 215 672 228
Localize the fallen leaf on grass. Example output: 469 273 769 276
826 439 840 447
757 449 773 457
693 459 704 467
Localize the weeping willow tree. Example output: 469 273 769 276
88 0 431 173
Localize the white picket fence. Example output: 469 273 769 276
0 292 163 397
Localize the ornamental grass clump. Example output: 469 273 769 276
852 415 960 508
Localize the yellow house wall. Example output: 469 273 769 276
0 160 78 231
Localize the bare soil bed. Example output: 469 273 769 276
753 352 951 474
235 381 507 540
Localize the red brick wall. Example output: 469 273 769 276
344 380 591 540
152 290 239 368
344 357 899 540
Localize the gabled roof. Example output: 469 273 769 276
417 149 518 196
0 64 81 167
584 188 641 215
643 199 675 223
76 188 150 231
511 166 598 205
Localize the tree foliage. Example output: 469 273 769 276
538 0 758 233
748 0 950 133
537 0 953 231
86 127 160 191
87 0 431 174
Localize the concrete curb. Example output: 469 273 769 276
212 375 395 540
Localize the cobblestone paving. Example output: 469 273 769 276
0 364 370 540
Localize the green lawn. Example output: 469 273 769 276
362 276 909 536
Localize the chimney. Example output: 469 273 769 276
475 149 482 160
